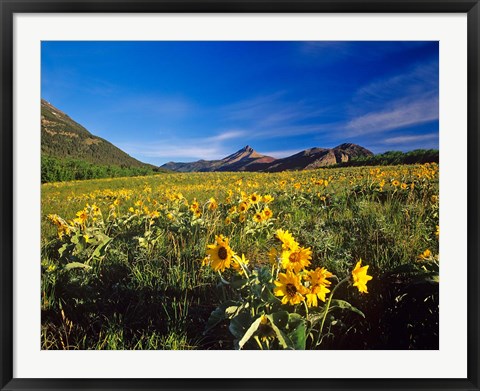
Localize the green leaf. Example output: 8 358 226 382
257 266 272 284
230 276 249 289
204 300 237 334
307 306 328 326
251 284 263 298
288 319 306 350
229 312 252 340
270 311 289 329
266 312 290 349
238 316 263 350
330 299 365 318
90 236 112 260
225 306 239 318
58 243 70 257
64 262 92 271
260 285 277 302
287 312 307 349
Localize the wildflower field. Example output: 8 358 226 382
41 163 439 350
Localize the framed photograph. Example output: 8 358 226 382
1 1 479 390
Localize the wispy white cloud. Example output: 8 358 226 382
342 59 439 138
352 61 438 110
345 95 438 136
118 129 248 162
207 130 246 142
222 92 286 122
221 93 329 130
382 133 438 145
119 140 223 161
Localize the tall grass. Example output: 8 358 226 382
41 164 439 349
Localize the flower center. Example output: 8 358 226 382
289 252 300 263
218 246 228 260
286 283 297 297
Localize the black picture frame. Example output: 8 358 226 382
1 1 479 390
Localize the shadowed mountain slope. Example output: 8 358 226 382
41 99 156 169
162 143 373 172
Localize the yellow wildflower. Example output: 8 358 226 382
275 229 299 252
418 249 432 261
305 267 333 307
261 207 273 220
263 194 274 203
253 212 263 223
206 235 235 272
208 197 218 211
351 259 373 294
274 270 307 305
281 246 312 273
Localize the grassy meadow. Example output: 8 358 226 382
41 164 439 350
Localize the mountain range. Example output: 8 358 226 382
41 99 374 173
162 143 373 172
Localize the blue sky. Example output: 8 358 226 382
41 41 439 166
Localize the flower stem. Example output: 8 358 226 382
316 276 349 347
303 298 309 318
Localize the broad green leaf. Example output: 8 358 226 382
330 299 365 318
288 320 306 350
58 243 69 257
261 286 277 302
257 266 272 284
229 312 252 340
251 284 263 298
238 316 263 350
204 300 237 334
266 312 290 349
91 237 112 260
270 311 289 329
230 277 249 289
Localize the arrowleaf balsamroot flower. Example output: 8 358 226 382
274 270 308 305
261 207 273 220
275 229 299 252
256 315 276 342
206 235 235 272
249 193 260 204
351 259 373 293
74 209 88 225
417 249 432 261
253 212 263 223
208 197 218 211
281 246 312 273
238 201 249 213
305 267 334 307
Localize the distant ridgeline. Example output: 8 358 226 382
41 99 164 183
334 149 439 168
